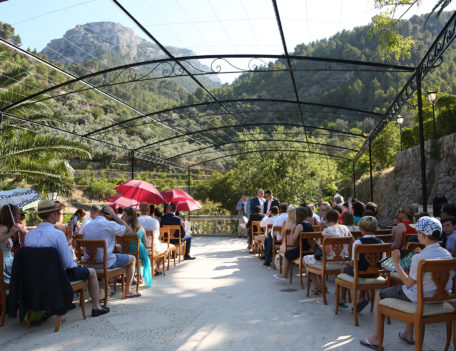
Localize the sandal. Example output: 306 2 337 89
360 339 384 351
398 332 415 345
126 293 141 299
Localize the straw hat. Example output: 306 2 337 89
36 200 61 214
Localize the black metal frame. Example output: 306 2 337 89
1 2 456 209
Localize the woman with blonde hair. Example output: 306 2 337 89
274 206 313 281
319 202 331 231
122 207 153 288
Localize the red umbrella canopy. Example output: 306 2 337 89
160 189 193 203
115 180 164 205
175 199 202 212
104 195 139 209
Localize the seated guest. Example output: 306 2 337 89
68 208 86 237
261 206 279 267
342 211 359 232
84 205 139 298
334 194 344 211
15 211 27 253
160 203 195 260
274 207 313 281
332 205 343 223
339 216 383 310
153 207 163 224
361 217 452 349
122 207 152 288
279 204 296 251
406 212 430 244
274 202 289 236
246 205 265 250
117 207 124 218
25 200 109 316
365 202 378 218
0 204 20 284
138 203 168 274
319 203 331 230
264 190 280 215
342 202 350 214
442 216 456 256
441 203 456 218
303 209 351 294
392 206 416 249
352 202 365 225
308 204 320 225
79 205 102 235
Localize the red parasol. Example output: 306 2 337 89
174 198 202 212
115 180 164 205
160 189 193 203
104 195 139 209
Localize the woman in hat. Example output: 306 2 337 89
0 204 20 284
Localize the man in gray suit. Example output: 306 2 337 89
236 194 249 238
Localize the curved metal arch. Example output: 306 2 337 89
85 98 379 137
134 122 365 152
191 148 351 167
167 139 357 160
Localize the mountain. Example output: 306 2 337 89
40 21 221 90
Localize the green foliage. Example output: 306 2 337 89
0 22 21 46
191 199 231 216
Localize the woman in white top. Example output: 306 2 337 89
303 209 351 294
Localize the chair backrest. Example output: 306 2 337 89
74 234 83 261
350 231 362 240
272 226 282 242
322 236 354 263
416 258 456 314
282 229 292 249
406 241 444 251
375 229 392 235
252 221 262 236
312 225 320 232
301 232 323 256
353 243 391 277
162 225 181 241
403 233 418 249
376 234 393 243
266 223 273 238
76 239 107 269
145 230 154 251
116 235 139 258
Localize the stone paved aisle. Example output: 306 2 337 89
0 237 449 351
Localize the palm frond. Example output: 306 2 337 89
0 66 30 89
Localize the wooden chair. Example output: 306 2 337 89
0 249 8 327
406 241 444 251
312 225 320 232
377 258 456 351
290 232 323 288
159 228 176 269
375 229 392 235
306 236 354 305
161 225 186 263
250 221 263 255
376 234 393 243
254 224 267 259
278 229 292 274
77 239 125 307
26 280 87 332
116 235 141 293
74 234 83 263
335 243 392 326
351 231 362 240
270 225 282 270
145 230 166 276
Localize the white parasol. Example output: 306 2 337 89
0 188 42 209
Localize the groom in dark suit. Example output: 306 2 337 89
249 189 266 215
264 190 280 215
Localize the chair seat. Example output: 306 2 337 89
380 298 455 317
337 273 387 285
390 272 400 280
308 262 345 272
254 235 265 242
71 280 85 286
95 267 125 274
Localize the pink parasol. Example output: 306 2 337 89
115 180 164 205
174 198 202 212
105 195 140 209
160 189 194 203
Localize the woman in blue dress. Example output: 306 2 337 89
122 207 153 288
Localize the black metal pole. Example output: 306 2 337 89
187 166 191 222
432 102 436 138
131 152 135 180
369 140 373 202
352 161 356 199
416 73 428 212
399 124 403 152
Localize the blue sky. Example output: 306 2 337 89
2 0 454 82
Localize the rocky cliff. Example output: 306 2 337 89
350 132 456 222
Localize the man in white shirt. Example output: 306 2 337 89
138 203 160 239
261 206 279 267
79 204 101 235
362 216 452 349
308 204 320 225
84 206 139 298
25 200 109 317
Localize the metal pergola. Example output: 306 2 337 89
1 1 456 210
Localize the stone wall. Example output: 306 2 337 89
348 132 456 222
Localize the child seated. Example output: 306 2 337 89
442 216 456 256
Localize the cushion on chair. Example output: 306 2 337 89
390 272 400 280
336 273 387 285
308 263 345 271
95 267 125 274
70 280 85 286
380 298 455 316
